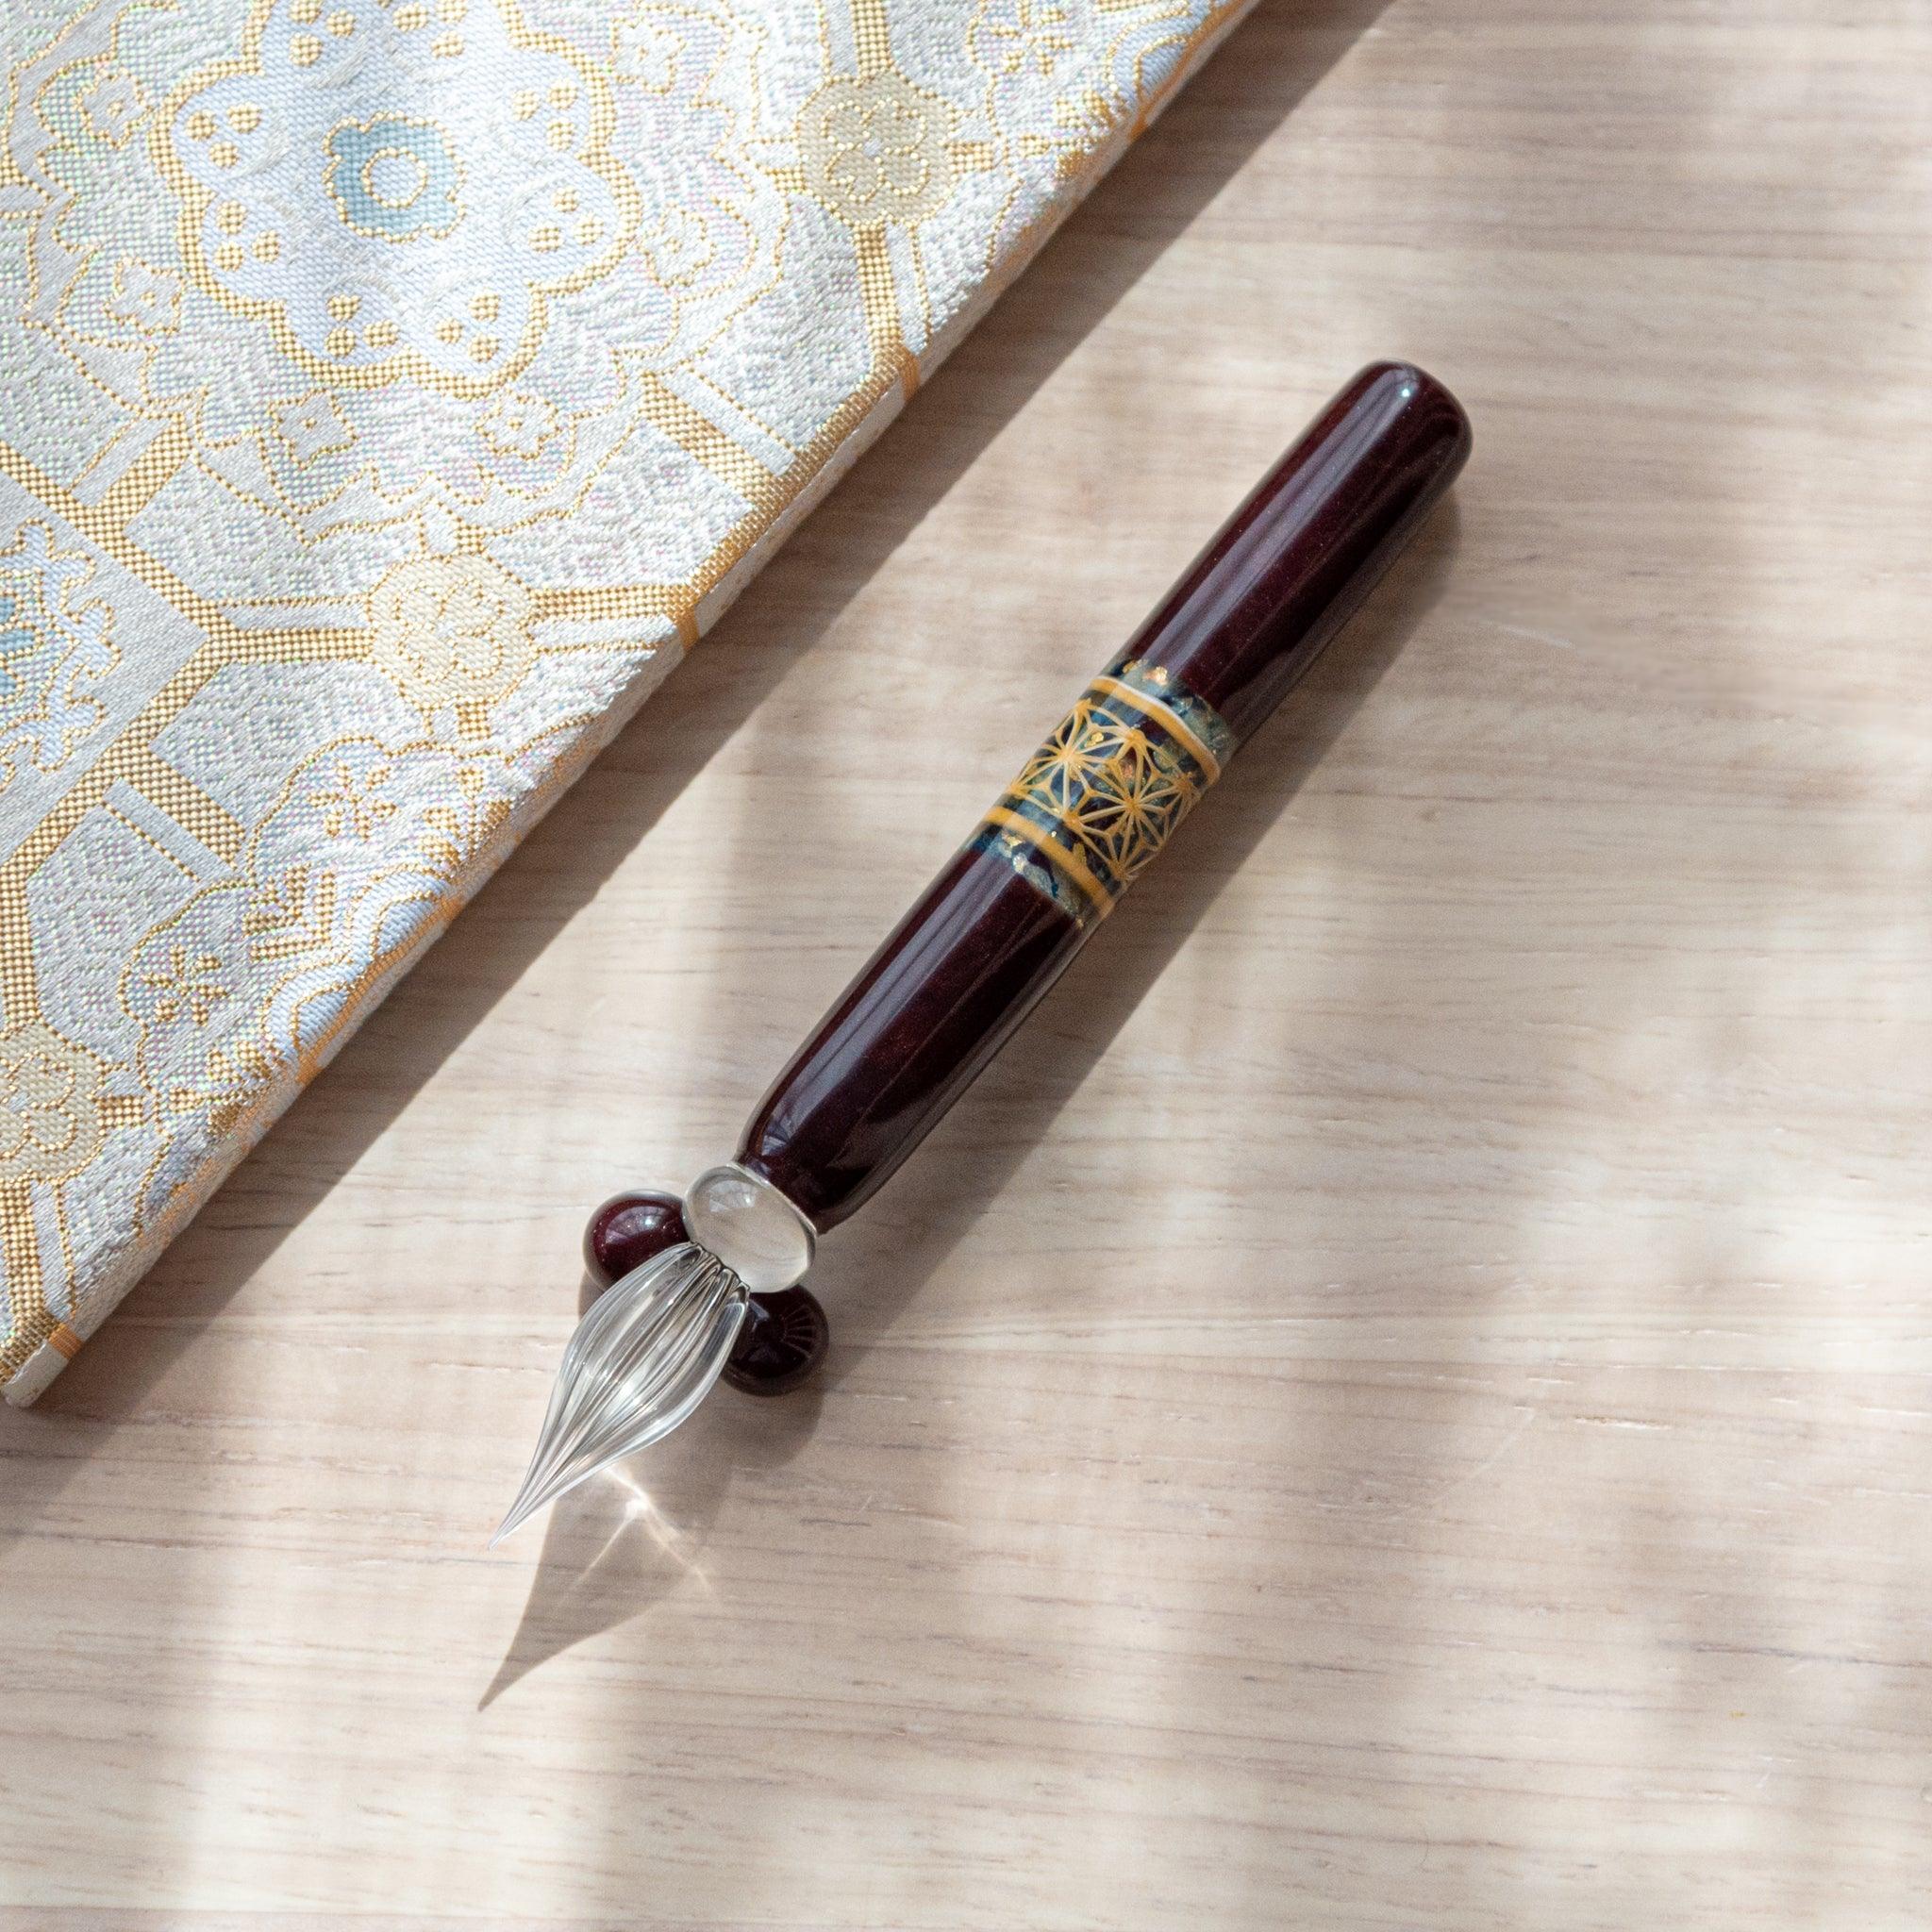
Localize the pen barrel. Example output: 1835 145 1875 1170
737 361 1471 1232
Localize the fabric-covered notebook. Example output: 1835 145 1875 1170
0 0 1250 1403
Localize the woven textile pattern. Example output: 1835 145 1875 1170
0 0 1249 1404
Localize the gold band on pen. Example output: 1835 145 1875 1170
973 658 1234 926
1088 674 1224 784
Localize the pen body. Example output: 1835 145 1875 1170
738 362 1472 1232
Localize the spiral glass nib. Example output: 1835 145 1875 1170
492 1244 747 1545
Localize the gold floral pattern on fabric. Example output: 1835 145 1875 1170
797 72 958 228
0 1023 107 1184
366 556 538 712
0 0 1257 1400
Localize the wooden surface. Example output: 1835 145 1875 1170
7 3 1931 1924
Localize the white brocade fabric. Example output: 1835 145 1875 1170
0 0 1249 1403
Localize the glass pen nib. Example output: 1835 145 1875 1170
492 1243 747 1545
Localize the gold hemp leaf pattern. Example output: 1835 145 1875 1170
1018 696 1205 891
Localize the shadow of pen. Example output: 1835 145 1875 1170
480 1360 824 1707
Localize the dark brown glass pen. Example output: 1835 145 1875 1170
497 362 1471 1541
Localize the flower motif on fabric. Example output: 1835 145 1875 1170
324 115 464 243
971 0 1075 79
270 391 358 467
641 205 716 287
0 524 119 793
141 947 229 1028
80 66 149 148
164 0 638 395
479 390 564 461
366 554 538 710
612 15 683 91
102 257 182 337
796 71 958 228
0 1023 106 1184
309 759 399 841
121 888 265 1134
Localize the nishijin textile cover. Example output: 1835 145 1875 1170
0 0 1253 1404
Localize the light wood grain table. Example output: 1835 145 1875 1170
7 2 1930 1924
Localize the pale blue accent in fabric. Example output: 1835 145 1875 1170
325 117 462 242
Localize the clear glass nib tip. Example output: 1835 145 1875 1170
492 1244 746 1545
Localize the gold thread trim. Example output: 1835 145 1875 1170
983 804 1114 917
0 875 38 1020
0 1180 49 1379
93 416 194 527
121 745 246 867
849 0 892 79
635 373 790 516
853 224 901 369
